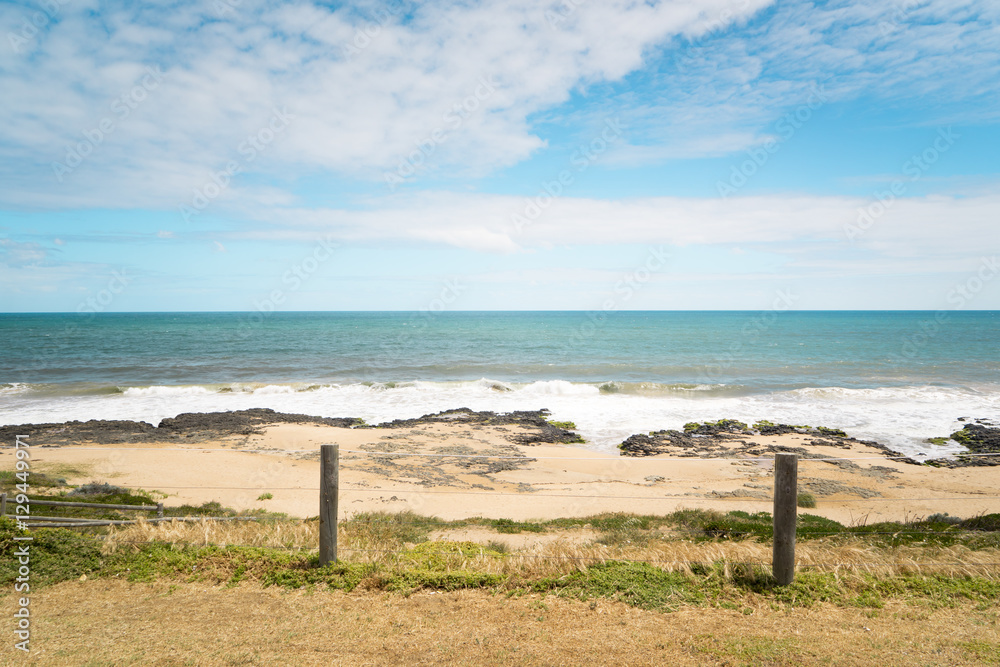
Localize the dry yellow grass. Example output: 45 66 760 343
1 580 998 666
100 518 1000 581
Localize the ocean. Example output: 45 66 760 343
1 311 998 457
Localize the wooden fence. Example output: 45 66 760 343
316 445 802 582
1 493 164 528
3 447 804 582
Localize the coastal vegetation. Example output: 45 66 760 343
4 508 999 611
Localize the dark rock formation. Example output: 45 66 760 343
930 419 1000 467
619 419 920 465
0 407 582 447
0 408 362 445
360 408 584 445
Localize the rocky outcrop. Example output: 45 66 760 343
359 408 585 445
930 419 1000 467
0 408 362 445
0 407 583 447
618 419 920 465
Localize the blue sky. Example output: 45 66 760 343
1 0 998 312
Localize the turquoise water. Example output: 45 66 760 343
1 311 998 455
2 311 998 388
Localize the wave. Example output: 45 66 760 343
596 381 746 396
0 382 32 396
2 378 998 459
786 385 996 403
4 378 996 404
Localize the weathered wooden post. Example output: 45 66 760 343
1 492 6 517
319 444 339 565
772 452 798 585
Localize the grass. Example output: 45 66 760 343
6 480 290 524
4 509 999 616
491 518 545 534
0 469 69 491
797 492 817 508
13 581 999 666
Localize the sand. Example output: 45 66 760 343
5 412 998 524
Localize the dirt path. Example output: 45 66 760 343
1 581 997 665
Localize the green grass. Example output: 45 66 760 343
961 640 1000 664
0 470 69 491
11 483 291 524
796 492 817 508
5 514 1000 615
693 634 803 664
491 518 545 534
391 509 1000 550
537 561 704 612
344 510 448 544
0 517 103 586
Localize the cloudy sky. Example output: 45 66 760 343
1 0 998 312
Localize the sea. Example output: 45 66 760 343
1 311 998 458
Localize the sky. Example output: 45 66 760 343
1 0 999 312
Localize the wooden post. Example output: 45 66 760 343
772 452 798 586
1 492 6 517
156 502 164 518
319 444 339 565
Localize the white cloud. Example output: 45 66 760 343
0 0 769 208
228 189 1000 271
0 238 49 267
606 0 1000 162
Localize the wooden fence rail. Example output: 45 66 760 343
6 448 803 583
1 492 170 528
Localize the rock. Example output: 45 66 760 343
0 408 362 445
363 408 585 446
618 418 921 465
931 420 1000 467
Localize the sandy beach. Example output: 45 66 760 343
3 409 997 525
